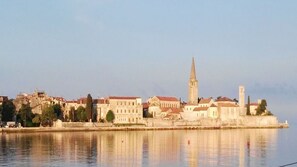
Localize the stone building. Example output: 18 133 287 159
182 98 218 121
215 97 240 122
64 97 87 119
249 102 259 115
95 96 143 124
13 91 52 114
147 96 181 118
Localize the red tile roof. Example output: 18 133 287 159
77 98 87 104
52 97 66 102
109 96 140 100
218 103 238 107
193 107 209 112
160 107 182 113
156 96 179 101
66 100 78 103
199 98 212 104
210 104 217 107
142 103 149 109
170 108 182 113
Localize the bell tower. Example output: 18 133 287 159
239 85 245 115
188 57 198 104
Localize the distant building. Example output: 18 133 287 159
95 96 143 124
13 91 52 115
215 97 240 122
147 96 181 119
13 91 69 115
0 96 8 105
182 98 218 121
249 102 259 115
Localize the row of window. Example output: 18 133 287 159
160 103 179 108
116 109 140 114
116 101 136 106
116 117 142 122
197 111 218 117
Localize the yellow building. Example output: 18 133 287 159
96 96 143 124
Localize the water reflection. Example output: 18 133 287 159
0 129 277 167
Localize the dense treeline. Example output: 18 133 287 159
0 98 91 127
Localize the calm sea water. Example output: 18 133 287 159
0 127 296 167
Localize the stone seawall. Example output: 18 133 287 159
1 116 288 133
61 122 113 128
1 123 288 133
238 116 279 127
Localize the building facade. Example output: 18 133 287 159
215 97 240 122
147 96 181 118
95 96 143 124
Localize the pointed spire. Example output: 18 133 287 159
190 57 197 80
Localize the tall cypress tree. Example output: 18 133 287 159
1 99 16 122
246 96 251 115
86 94 93 121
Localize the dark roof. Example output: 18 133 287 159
216 97 233 102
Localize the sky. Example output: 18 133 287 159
0 1 297 124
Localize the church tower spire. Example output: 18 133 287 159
188 57 198 104
190 57 197 80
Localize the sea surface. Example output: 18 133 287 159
1 127 296 167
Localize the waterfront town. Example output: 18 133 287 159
0 58 286 129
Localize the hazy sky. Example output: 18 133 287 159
1 1 296 123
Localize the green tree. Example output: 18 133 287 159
41 105 57 127
77 106 87 122
19 103 33 127
68 107 76 122
86 94 93 121
1 99 16 122
32 114 41 126
246 96 251 115
53 104 63 120
106 110 115 123
256 99 267 115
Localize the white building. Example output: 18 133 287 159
182 98 218 121
215 97 240 122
